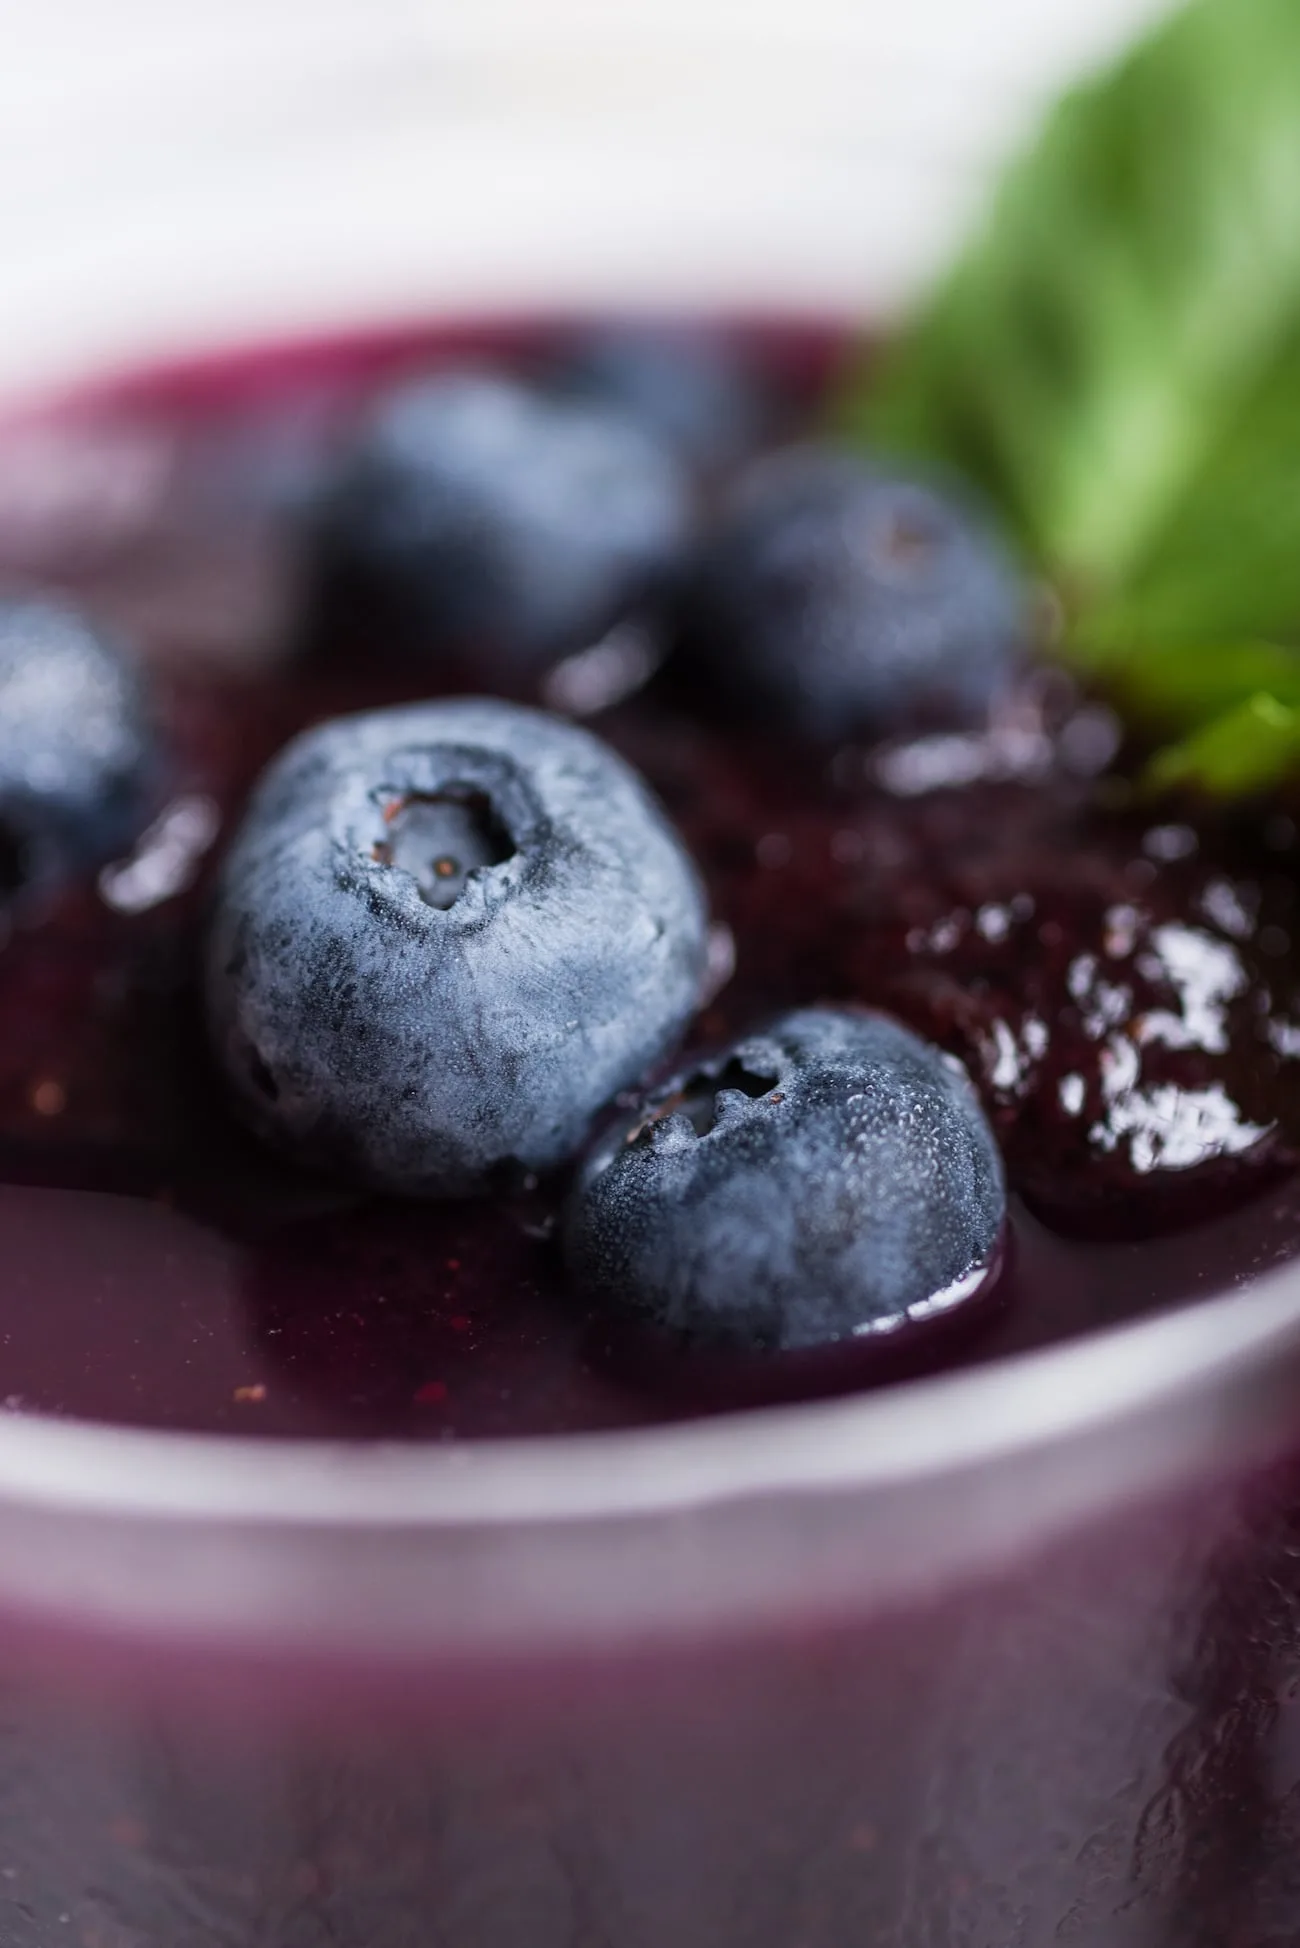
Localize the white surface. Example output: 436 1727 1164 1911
0 0 1173 397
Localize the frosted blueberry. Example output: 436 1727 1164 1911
566 1007 1005 1352
0 595 153 898
205 698 710 1196
682 444 1025 738
310 369 690 674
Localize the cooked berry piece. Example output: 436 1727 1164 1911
205 698 709 1197
566 1007 1005 1353
0 595 153 898
882 870 1296 1236
551 325 766 474
309 370 689 674
681 444 1025 738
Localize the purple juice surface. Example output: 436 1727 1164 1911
0 317 1298 1441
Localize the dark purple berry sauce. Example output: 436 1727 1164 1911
1 317 1299 1441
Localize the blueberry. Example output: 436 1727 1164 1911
0 595 153 899
551 325 767 475
680 444 1026 738
310 370 690 675
205 698 709 1196
565 1007 1005 1353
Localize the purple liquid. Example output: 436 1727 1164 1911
0 316 1298 1441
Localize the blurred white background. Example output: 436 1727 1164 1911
2 0 1172 397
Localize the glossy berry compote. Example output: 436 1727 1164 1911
0 317 1299 1442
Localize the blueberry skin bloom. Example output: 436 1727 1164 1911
551 325 766 475
0 596 153 897
206 699 710 1197
683 444 1025 738
566 1008 1005 1353
313 370 690 673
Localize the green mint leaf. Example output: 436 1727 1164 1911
841 0 1300 790
1075 343 1300 643
1146 692 1300 796
1073 632 1300 715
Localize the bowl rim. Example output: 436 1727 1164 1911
1 1245 1298 1533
